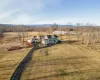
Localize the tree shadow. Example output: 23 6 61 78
62 40 78 44
24 55 94 80
29 68 98 80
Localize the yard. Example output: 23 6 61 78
0 32 100 80
21 42 100 80
0 48 31 80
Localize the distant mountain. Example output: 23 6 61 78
0 24 74 27
23 24 74 27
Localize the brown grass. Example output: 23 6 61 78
21 43 100 80
0 48 31 80
1 32 100 80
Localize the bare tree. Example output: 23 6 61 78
80 26 100 47
0 27 5 37
15 26 28 46
52 23 58 32
44 48 49 56
68 28 71 41
76 23 81 41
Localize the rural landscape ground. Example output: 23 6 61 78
21 42 100 80
0 29 100 80
1 0 100 80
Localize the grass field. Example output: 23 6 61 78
21 42 100 80
0 32 48 50
0 32 100 80
0 48 31 80
0 32 49 80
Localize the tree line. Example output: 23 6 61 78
0 24 100 46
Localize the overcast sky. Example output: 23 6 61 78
0 0 100 25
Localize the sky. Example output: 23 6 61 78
0 0 100 25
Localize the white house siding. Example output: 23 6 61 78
28 38 35 43
40 35 59 45
36 36 40 40
53 31 68 35
42 39 49 45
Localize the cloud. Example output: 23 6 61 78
0 0 63 24
6 14 36 24
0 0 99 25
0 0 46 24
0 10 19 22
0 0 13 11
8 0 45 14
34 18 100 25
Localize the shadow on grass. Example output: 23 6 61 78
29 68 98 80
29 56 92 67
20 41 95 80
24 55 94 79
62 40 78 44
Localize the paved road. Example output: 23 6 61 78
10 42 51 80
10 46 38 80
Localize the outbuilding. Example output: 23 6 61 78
53 31 68 35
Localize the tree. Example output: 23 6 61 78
0 27 5 37
15 26 28 46
67 28 71 41
52 23 58 32
76 23 82 41
44 48 49 56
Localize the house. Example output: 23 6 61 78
41 35 59 45
27 38 35 44
27 35 59 46
36 36 40 40
35 36 44 40
34 36 37 40
53 31 68 35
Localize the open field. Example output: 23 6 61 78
0 32 100 80
0 48 32 80
0 32 49 80
21 42 100 80
0 32 48 50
